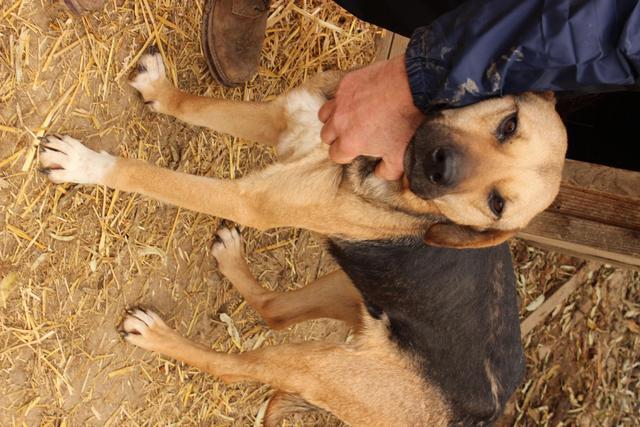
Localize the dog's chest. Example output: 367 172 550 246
276 89 327 162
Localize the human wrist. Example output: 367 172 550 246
388 55 424 123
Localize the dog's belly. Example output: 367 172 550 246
327 237 525 425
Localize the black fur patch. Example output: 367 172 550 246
328 237 525 425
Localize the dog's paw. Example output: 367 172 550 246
129 46 175 113
121 307 180 353
39 135 115 185
212 227 245 275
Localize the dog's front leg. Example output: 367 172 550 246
38 135 338 232
130 48 286 146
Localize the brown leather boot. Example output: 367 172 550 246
201 0 270 87
64 0 107 14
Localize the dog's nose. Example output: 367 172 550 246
425 147 458 186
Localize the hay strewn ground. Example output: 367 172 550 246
0 1 638 426
504 243 640 426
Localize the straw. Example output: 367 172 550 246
1 1 637 426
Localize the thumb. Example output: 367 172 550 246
374 157 404 181
329 140 357 164
318 99 335 123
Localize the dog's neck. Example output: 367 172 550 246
343 157 445 226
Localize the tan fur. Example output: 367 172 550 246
41 53 566 247
211 229 363 330
424 223 516 248
93 66 433 239
123 298 451 427
264 392 318 427
428 92 567 232
126 69 565 246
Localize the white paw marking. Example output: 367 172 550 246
129 50 169 111
39 135 115 185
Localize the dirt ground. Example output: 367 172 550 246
0 1 638 426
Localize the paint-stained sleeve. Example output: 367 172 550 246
405 0 640 112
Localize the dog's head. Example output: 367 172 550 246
404 92 567 248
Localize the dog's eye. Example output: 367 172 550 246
497 114 518 142
488 191 505 217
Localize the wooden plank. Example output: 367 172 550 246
520 263 598 337
547 185 640 231
519 160 640 267
388 34 409 58
518 239 634 269
519 212 640 267
374 32 409 62
374 30 393 62
562 159 640 198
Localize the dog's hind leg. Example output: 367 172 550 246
121 307 450 426
212 227 363 330
129 48 286 146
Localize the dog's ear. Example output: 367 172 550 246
535 91 556 104
423 223 516 249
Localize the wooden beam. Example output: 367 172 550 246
375 32 409 62
374 30 393 62
520 263 597 337
562 159 640 197
520 264 631 337
520 213 640 267
388 34 409 59
520 160 640 268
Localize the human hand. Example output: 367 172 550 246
318 55 424 180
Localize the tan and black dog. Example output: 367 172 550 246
38 48 567 425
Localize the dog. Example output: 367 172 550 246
37 48 567 425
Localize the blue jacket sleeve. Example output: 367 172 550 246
405 0 640 112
